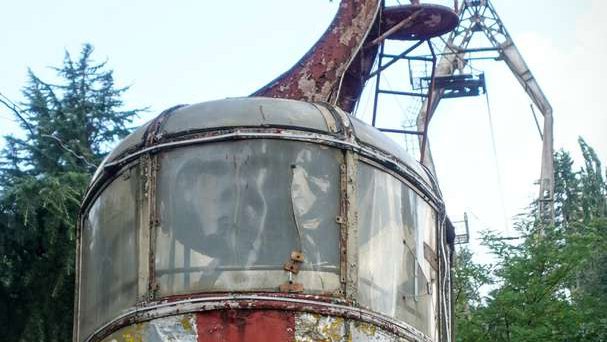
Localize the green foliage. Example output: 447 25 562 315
454 139 607 342
0 44 143 342
453 247 491 340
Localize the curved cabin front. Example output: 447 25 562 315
74 97 453 342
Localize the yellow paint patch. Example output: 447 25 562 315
354 321 377 336
318 316 345 342
180 315 193 333
120 323 144 342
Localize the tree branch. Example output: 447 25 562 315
0 92 97 170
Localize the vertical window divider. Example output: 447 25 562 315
137 156 151 303
146 154 159 300
344 151 359 300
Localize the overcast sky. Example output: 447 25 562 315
1 0 605 254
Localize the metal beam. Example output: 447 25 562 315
416 0 555 224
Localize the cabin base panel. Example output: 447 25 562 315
99 311 417 342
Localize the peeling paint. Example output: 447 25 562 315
293 312 416 342
94 302 435 342
354 321 378 337
100 323 144 342
100 315 197 342
251 1 458 113
252 0 381 106
149 315 197 341
295 313 346 342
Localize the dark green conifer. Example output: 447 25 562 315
0 44 144 342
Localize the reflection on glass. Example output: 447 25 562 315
357 162 437 336
80 170 138 341
155 140 341 295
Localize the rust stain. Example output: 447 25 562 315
252 0 381 110
251 1 458 113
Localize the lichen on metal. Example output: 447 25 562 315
100 315 197 342
294 313 414 341
295 313 346 342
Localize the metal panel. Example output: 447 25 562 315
160 98 332 136
251 0 381 107
98 311 426 342
79 168 139 341
196 311 295 341
154 140 342 295
100 314 197 342
106 121 152 162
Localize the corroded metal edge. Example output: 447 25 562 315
81 128 441 216
86 295 433 342
251 2 459 113
251 0 381 106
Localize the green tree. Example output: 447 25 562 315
454 139 607 341
0 44 143 342
453 247 491 340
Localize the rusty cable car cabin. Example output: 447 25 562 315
74 97 454 341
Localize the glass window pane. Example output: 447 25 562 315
80 169 139 340
155 140 341 295
357 163 437 336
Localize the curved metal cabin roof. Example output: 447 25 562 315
94 97 437 198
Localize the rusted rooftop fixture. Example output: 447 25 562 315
253 1 458 113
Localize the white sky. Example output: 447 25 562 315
1 0 605 256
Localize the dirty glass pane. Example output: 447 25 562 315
357 162 437 336
155 140 341 295
80 169 139 341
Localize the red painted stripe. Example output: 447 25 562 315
196 310 295 342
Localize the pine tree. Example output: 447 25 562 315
0 44 144 342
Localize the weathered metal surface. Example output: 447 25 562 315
99 311 424 342
344 152 359 301
101 314 197 342
251 2 458 113
84 99 439 208
87 294 435 342
196 310 294 341
336 3 457 113
251 0 381 106
294 306 411 341
99 128 439 207
382 5 458 41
